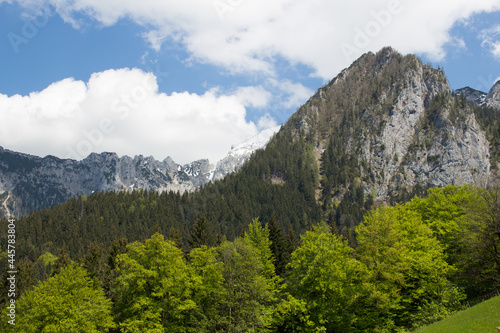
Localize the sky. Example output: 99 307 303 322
0 0 499 164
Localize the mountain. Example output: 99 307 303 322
5 47 500 259
212 125 281 180
0 149 204 217
454 81 500 110
191 46 497 236
0 128 279 218
288 47 491 205
486 80 500 109
454 86 487 105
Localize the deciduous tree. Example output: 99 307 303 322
113 233 196 332
2 263 115 333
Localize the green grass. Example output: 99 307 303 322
415 295 500 333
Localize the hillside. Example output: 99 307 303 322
415 295 500 333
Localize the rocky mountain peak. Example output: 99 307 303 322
454 86 487 105
212 126 281 180
288 48 489 202
486 80 500 109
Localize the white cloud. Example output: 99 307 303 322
234 86 271 108
480 24 500 59
267 79 315 109
0 68 267 164
257 113 278 131
10 0 498 80
493 42 500 59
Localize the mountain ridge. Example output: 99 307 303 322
0 126 280 218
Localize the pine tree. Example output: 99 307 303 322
81 242 111 295
189 215 214 249
167 227 183 250
268 214 289 275
108 238 128 270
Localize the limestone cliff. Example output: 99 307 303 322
288 47 491 203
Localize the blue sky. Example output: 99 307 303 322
0 0 499 164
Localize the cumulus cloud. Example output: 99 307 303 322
234 86 271 108
10 0 500 80
267 79 315 110
0 68 271 164
257 113 278 131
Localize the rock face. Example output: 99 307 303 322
289 47 492 201
363 70 490 198
0 126 279 218
486 80 500 109
454 86 487 105
0 149 213 217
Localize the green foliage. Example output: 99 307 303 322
267 294 323 332
113 233 196 332
284 223 372 332
245 218 278 285
453 186 500 297
188 246 225 331
396 185 499 298
415 295 500 333
215 237 274 332
356 205 465 329
1 263 115 333
404 185 476 254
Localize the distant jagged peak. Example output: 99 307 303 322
454 86 487 106
211 125 281 181
230 125 282 152
486 80 500 109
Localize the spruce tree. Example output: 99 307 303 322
268 214 289 275
189 215 214 249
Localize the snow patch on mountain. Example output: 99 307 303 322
454 86 487 105
212 126 281 180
